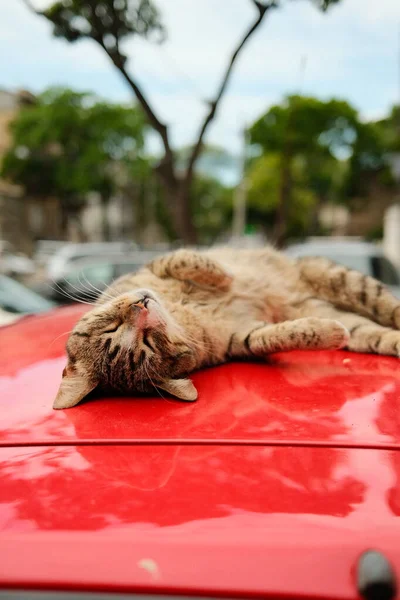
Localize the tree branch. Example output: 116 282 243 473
21 0 43 14
21 0 176 183
185 0 271 183
101 46 176 181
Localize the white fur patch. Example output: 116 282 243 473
120 327 135 349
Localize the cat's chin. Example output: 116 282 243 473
134 307 150 329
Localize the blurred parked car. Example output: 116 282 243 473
286 239 400 297
46 241 139 281
0 274 56 320
46 252 161 303
0 240 35 277
34 239 68 267
0 307 20 327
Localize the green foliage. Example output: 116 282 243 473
191 175 233 243
24 0 346 243
246 94 400 240
344 120 394 198
247 95 359 239
246 152 316 237
249 95 358 159
374 105 400 152
1 87 148 236
42 0 164 63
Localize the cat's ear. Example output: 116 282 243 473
53 365 97 409
157 378 198 402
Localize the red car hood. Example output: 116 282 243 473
1 304 400 448
1 306 400 599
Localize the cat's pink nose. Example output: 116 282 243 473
133 300 145 310
132 296 149 310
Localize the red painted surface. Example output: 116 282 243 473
1 306 400 447
1 307 400 598
1 444 400 599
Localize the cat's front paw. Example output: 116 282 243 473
318 319 350 349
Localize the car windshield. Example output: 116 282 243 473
0 275 56 314
116 262 146 276
66 263 113 287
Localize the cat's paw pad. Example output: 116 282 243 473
323 320 350 349
305 318 349 350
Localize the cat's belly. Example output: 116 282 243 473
216 292 286 324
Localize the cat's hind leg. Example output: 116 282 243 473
227 318 349 358
298 256 400 329
149 249 232 290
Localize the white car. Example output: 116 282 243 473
286 240 400 298
46 241 138 281
0 241 35 276
46 251 162 303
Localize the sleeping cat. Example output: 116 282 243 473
53 246 400 409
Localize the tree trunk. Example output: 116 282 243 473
159 172 198 245
273 154 292 247
101 194 111 241
307 194 324 236
59 197 70 241
174 181 198 245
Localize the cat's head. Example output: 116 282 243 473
53 288 198 409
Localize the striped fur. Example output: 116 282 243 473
53 246 400 408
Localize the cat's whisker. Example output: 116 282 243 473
47 279 96 306
77 271 115 302
62 274 99 297
59 277 99 301
144 362 166 401
49 329 74 348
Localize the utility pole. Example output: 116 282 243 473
298 55 307 95
232 124 248 239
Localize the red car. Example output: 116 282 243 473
1 304 400 600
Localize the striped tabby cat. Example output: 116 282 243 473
53 247 400 408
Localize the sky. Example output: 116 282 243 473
1 0 400 168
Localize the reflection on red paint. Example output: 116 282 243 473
0 445 366 532
1 444 400 598
2 310 400 598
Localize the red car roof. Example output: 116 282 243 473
1 306 400 598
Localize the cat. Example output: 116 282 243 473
53 246 400 409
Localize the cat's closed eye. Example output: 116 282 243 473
103 323 122 333
142 332 155 351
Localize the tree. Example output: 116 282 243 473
21 0 342 243
374 105 400 152
249 95 359 244
246 152 317 239
343 121 394 200
1 88 148 239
